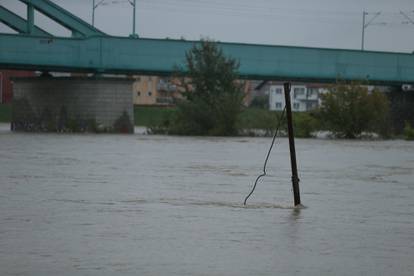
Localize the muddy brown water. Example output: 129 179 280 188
1 125 413 275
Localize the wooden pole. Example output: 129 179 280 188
283 82 301 206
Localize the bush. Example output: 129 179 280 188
404 122 414 140
237 108 319 138
238 108 284 136
293 112 320 138
387 88 414 135
249 95 269 109
113 111 133 133
0 104 11 122
11 98 37 131
319 82 390 138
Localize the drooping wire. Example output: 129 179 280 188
243 106 286 205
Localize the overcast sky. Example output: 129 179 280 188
1 0 414 52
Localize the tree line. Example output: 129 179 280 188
149 40 414 140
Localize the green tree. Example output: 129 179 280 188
319 82 390 138
249 95 269 109
170 40 244 136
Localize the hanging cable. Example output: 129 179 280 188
243 106 286 205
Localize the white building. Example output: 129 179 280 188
264 82 328 112
253 81 393 112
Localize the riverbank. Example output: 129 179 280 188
1 104 314 136
134 106 319 137
1 104 409 139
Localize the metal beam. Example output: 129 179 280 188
1 34 414 85
0 6 51 36
18 0 105 37
26 3 34 34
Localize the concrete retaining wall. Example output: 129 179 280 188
12 77 134 133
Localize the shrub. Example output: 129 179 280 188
113 111 133 133
319 82 390 138
293 112 320 138
404 122 414 140
249 95 269 109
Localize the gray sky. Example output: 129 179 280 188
1 0 414 52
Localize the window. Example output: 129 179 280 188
147 91 152 96
294 88 305 98
137 91 141 96
307 88 319 98
275 88 282 94
275 102 282 109
293 103 300 110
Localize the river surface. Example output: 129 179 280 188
0 124 413 275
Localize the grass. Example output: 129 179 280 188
134 106 319 137
0 104 11 122
134 106 284 129
1 104 319 137
134 105 177 126
238 107 320 137
238 108 282 129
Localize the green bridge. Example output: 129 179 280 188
1 0 414 85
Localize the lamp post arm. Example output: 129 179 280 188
364 12 381 28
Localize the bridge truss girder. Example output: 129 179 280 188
10 0 105 37
0 5 50 36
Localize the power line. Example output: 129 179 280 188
400 10 414 25
92 0 137 36
137 0 414 27
147 0 361 18
138 1 360 24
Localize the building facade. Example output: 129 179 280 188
254 81 328 112
133 76 257 106
256 81 393 112
269 83 327 112
0 70 35 103
132 76 180 105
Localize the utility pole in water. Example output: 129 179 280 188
283 83 301 206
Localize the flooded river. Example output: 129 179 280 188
0 125 413 275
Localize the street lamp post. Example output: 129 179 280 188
132 0 136 36
92 0 137 36
361 11 367 51
92 0 105 27
361 11 383 51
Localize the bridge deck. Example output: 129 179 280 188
1 34 414 85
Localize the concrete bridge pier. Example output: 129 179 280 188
11 77 134 133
